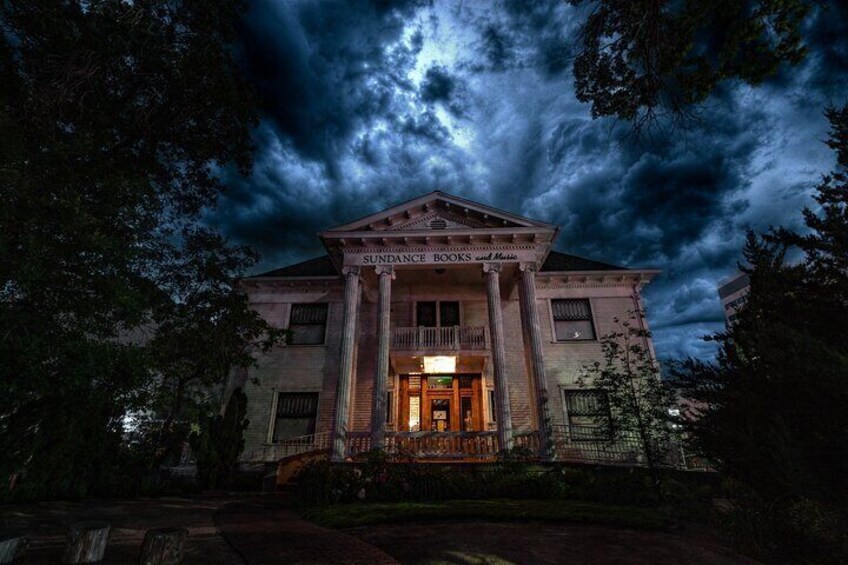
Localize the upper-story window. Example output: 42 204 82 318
289 303 328 345
551 299 595 341
416 301 460 327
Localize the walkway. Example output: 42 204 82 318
215 497 398 564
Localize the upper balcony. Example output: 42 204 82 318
391 326 489 351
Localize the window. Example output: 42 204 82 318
563 389 609 441
289 303 328 345
273 392 319 442
416 301 460 327
488 390 497 422
552 299 595 341
386 391 393 424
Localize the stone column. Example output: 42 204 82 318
518 263 554 460
370 265 394 449
483 262 513 450
331 266 361 462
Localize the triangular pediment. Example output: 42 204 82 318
322 191 555 233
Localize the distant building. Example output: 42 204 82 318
718 272 750 325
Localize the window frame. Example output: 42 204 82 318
270 391 320 443
548 298 598 342
414 300 462 327
287 302 329 346
561 388 611 442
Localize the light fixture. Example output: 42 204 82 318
423 355 456 374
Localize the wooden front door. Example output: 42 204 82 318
398 374 483 432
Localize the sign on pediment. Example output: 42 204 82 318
343 247 540 266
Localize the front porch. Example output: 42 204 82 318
246 425 705 469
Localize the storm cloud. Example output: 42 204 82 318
205 0 848 361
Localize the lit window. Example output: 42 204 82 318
552 299 595 341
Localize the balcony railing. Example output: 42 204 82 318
245 431 331 463
391 326 489 351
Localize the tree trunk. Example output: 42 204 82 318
0 533 27 564
138 528 188 565
63 521 110 563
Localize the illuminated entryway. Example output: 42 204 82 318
398 373 484 433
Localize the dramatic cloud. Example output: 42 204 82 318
206 0 848 361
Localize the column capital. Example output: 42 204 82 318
482 262 503 275
374 264 396 279
342 265 361 278
518 262 539 273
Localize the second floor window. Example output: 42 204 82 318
289 303 328 345
416 301 460 327
552 299 595 341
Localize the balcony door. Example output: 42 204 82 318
416 301 460 327
398 373 483 432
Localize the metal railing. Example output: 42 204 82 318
391 326 488 350
245 431 331 463
550 425 712 470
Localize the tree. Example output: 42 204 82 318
579 312 678 493
0 0 270 499
672 104 848 508
148 229 287 466
189 388 250 490
570 0 812 132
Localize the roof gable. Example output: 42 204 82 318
322 191 556 233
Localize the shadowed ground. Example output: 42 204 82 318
347 521 759 565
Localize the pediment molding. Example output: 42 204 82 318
387 210 488 231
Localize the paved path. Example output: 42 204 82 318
215 497 399 564
349 521 758 565
2 495 245 564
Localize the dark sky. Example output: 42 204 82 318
205 0 848 361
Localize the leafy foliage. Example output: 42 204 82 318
570 0 812 131
579 313 678 487
671 105 848 549
0 1 280 500
189 388 250 490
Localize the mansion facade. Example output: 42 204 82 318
238 191 659 464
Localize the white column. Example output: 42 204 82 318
483 262 513 450
518 263 554 460
370 265 394 449
331 266 361 462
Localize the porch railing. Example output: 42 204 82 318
245 431 331 463
391 326 488 351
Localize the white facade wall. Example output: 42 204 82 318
240 275 651 459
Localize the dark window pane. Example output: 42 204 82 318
459 375 473 389
290 303 328 345
274 392 318 441
417 302 437 327
440 301 460 326
563 390 608 441
386 391 393 423
552 299 594 340
554 320 595 341
488 390 497 422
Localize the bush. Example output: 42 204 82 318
292 449 715 511
714 480 848 564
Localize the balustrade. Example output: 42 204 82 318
391 326 488 351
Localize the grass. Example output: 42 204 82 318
300 498 671 530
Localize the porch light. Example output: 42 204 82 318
423 355 456 374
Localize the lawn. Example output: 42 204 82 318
300 498 671 530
